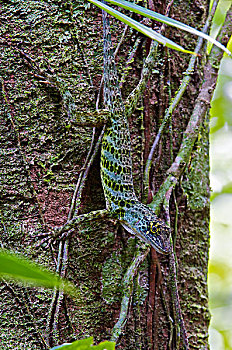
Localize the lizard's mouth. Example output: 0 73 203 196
120 221 170 255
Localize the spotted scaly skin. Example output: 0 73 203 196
100 9 170 254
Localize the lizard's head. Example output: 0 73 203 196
119 201 171 254
144 218 171 254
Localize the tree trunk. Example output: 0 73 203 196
0 0 230 349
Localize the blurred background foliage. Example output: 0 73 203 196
209 1 232 349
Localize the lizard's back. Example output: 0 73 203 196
100 10 136 211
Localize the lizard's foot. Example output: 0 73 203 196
36 224 74 248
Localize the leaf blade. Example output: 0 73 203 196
0 250 76 296
104 0 231 56
88 0 196 54
49 337 115 350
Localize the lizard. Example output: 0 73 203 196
100 5 170 255
29 7 170 256
40 3 171 256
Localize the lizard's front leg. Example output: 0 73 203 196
38 209 114 246
19 49 110 127
52 75 110 126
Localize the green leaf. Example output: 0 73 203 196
50 337 93 349
50 344 72 349
50 337 115 350
210 55 232 133
211 182 232 201
0 250 76 296
105 0 231 56
93 341 115 350
88 0 196 54
207 0 232 54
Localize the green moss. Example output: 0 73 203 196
182 120 210 210
102 251 124 304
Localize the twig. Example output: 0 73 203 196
169 242 189 349
18 48 42 72
52 239 69 344
119 36 142 88
173 191 179 249
70 128 96 218
149 51 218 213
153 253 165 349
163 182 188 348
115 24 128 58
148 1 220 213
45 241 63 346
144 1 218 195
96 75 104 112
111 244 150 343
125 40 159 118
163 185 174 226
74 126 106 216
147 248 158 349
124 0 174 119
159 283 174 349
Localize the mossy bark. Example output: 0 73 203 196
0 0 229 349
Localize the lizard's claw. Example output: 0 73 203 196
35 225 63 248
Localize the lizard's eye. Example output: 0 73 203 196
150 221 161 234
150 222 156 231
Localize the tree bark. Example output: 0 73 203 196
0 0 230 349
